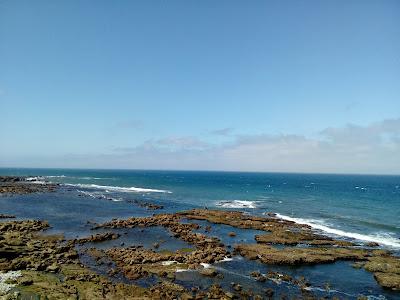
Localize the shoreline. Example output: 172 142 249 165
8 174 400 251
0 176 399 298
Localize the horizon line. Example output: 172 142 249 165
0 166 399 177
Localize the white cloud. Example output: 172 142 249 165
2 118 399 174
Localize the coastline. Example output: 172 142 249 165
0 176 399 299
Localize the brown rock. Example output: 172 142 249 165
199 267 218 277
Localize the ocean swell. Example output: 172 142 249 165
275 213 400 249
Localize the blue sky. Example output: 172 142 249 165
0 1 399 173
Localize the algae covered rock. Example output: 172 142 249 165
199 267 218 277
234 244 369 265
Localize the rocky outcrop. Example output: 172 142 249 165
94 214 229 264
254 231 353 246
127 199 164 210
0 176 58 195
364 256 400 290
0 219 222 299
235 244 370 265
178 209 354 247
73 232 120 245
0 214 15 219
94 214 229 280
0 220 78 272
0 176 22 183
251 270 310 288
235 243 400 291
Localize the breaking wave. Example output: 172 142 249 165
215 200 258 209
66 183 171 194
25 177 47 184
275 213 400 249
44 175 112 180
77 190 122 202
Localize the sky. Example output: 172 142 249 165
0 0 399 174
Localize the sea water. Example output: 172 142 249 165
1 168 400 298
3 168 399 249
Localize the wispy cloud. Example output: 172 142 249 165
114 136 209 152
3 118 399 174
108 118 400 173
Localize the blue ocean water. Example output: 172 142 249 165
1 168 399 249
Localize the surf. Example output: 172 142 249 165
275 213 400 249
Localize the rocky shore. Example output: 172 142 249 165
92 209 400 291
0 218 248 299
0 176 399 298
0 176 58 195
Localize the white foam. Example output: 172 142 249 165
219 257 234 262
175 268 189 273
25 177 47 184
77 190 122 202
200 263 212 269
355 186 367 190
44 175 111 180
66 183 171 194
25 176 45 181
216 200 258 209
161 260 178 266
275 213 400 249
0 270 21 295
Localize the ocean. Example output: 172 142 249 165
1 168 400 298
2 168 399 249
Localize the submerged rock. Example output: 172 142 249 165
199 267 218 277
74 232 120 244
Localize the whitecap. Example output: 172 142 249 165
25 176 45 181
275 213 400 249
65 183 171 194
215 200 258 209
77 190 122 202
